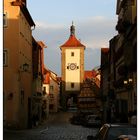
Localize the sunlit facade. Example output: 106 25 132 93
4 0 35 129
60 23 85 110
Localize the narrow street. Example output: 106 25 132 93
4 111 98 140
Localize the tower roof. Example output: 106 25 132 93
60 23 86 49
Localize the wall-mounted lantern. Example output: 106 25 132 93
123 78 133 88
123 77 133 111
20 63 29 72
22 63 29 72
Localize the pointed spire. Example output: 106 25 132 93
70 21 75 36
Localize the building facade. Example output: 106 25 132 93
48 71 59 113
101 0 137 123
32 39 47 127
43 68 60 113
3 0 35 129
78 70 101 115
100 48 110 123
60 23 86 110
43 67 51 119
114 0 137 122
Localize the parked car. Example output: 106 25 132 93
69 113 86 125
83 115 101 127
69 114 80 125
67 106 78 112
115 135 136 140
87 123 137 140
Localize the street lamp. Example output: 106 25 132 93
22 63 29 72
18 63 30 81
123 80 128 85
123 77 133 112
19 63 29 72
128 78 133 83
123 78 133 87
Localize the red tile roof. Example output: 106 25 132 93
43 68 50 84
60 35 85 49
84 70 97 80
101 48 109 53
37 41 47 48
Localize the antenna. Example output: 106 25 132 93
72 21 74 25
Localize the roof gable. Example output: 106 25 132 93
60 35 85 48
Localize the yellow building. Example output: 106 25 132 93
4 0 35 129
60 23 86 110
32 39 47 126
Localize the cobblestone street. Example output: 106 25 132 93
4 111 98 140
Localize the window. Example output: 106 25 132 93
3 49 8 66
21 90 24 104
131 0 135 5
71 83 74 88
49 104 54 109
50 94 54 98
50 86 53 90
3 13 8 27
71 52 74 56
43 87 46 92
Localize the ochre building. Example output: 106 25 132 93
4 0 35 129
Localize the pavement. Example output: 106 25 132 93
3 111 98 140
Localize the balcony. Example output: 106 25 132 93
113 77 124 89
117 65 128 76
114 45 124 62
116 19 131 33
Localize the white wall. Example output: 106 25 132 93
65 49 80 91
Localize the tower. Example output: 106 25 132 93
60 23 86 110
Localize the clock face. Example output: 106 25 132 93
69 63 76 70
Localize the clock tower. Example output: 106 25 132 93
60 23 86 110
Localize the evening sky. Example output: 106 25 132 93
27 0 118 76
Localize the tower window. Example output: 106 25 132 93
71 52 74 56
71 83 74 88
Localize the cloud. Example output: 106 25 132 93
32 16 117 76
85 48 101 70
35 21 65 30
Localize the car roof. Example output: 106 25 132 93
103 123 136 128
87 115 97 117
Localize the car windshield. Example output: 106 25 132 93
88 116 96 119
107 127 137 140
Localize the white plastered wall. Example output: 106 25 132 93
65 49 80 91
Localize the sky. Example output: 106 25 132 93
27 0 118 76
